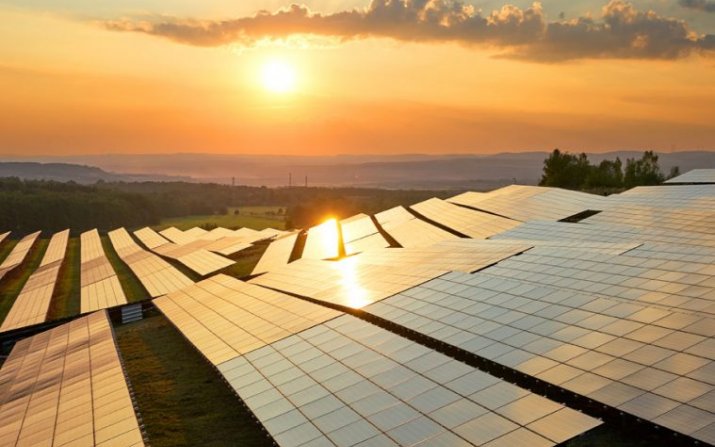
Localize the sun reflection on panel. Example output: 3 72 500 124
303 217 342 260
332 256 371 309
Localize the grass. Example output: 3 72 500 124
154 206 286 231
101 236 151 303
47 237 80 321
0 239 49 326
114 313 271 447
218 240 270 279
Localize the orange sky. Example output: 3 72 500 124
0 1 714 155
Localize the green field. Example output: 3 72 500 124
154 206 286 231
115 314 271 447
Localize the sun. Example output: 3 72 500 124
260 60 296 94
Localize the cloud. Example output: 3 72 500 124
104 0 715 61
679 0 715 12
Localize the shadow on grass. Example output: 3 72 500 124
47 237 80 321
101 235 151 303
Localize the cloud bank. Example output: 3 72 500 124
679 0 715 13
104 0 715 61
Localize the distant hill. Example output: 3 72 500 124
0 162 190 184
2 151 714 190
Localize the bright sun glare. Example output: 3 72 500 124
261 60 296 93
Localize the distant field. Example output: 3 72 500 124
154 206 286 231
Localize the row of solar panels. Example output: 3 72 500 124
0 224 289 334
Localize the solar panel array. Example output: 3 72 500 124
155 275 600 447
447 185 605 222
134 227 235 276
0 311 145 446
80 229 128 313
410 198 519 239
252 232 300 276
0 231 40 283
1 230 68 332
6 175 715 446
375 206 457 248
363 271 715 444
250 240 529 309
108 227 193 297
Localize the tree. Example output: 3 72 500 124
586 158 623 188
539 149 591 189
668 166 681 180
624 151 665 187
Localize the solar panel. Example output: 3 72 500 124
362 271 715 444
341 214 390 255
375 206 457 248
302 219 342 260
0 231 40 283
448 185 605 222
252 232 300 276
108 227 193 297
410 198 519 239
484 246 715 316
155 275 600 446
665 169 715 184
80 229 128 313
0 311 145 446
134 226 170 249
159 226 196 245
494 220 715 251
154 275 342 365
1 229 68 332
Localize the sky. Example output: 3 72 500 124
0 0 714 156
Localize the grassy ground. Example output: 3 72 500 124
0 238 18 265
115 313 271 447
47 238 80 321
0 239 49 326
154 206 286 231
101 236 151 303
219 240 270 279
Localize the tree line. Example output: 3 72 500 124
539 149 679 191
0 178 158 234
0 178 449 235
